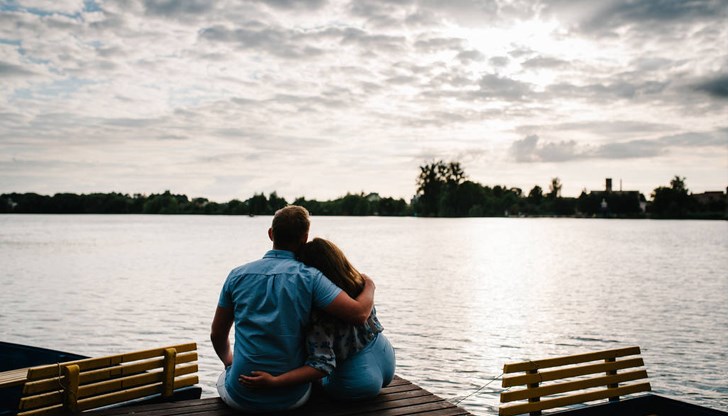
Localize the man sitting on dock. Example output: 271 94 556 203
210 205 375 412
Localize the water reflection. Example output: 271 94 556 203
0 215 726 415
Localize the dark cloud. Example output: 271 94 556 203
516 120 676 137
230 91 359 113
543 0 728 34
511 135 581 162
510 134 539 162
429 71 475 88
413 36 463 53
347 1 410 29
0 61 36 77
475 74 534 101
658 130 728 147
339 28 406 51
508 46 534 58
489 56 509 67
547 79 669 100
693 73 728 99
510 129 727 163
143 0 215 17
401 111 471 127
593 0 727 24
418 0 500 26
198 24 325 58
403 9 439 27
253 0 328 10
521 56 570 69
386 75 418 85
103 117 164 128
156 134 187 141
456 49 484 63
593 139 665 159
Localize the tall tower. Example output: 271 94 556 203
606 178 612 192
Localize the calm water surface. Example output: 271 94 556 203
1 215 726 415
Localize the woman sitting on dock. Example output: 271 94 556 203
240 237 396 400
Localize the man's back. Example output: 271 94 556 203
218 249 341 410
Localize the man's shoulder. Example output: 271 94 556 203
227 256 322 280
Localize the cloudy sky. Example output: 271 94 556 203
1 0 726 202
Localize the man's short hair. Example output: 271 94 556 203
271 205 310 248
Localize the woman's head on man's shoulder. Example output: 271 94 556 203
299 238 365 298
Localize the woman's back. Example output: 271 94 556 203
305 307 383 374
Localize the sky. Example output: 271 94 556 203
0 0 726 202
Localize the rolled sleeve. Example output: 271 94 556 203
305 332 336 375
310 270 342 309
217 274 234 309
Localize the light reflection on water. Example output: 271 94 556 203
1 215 726 415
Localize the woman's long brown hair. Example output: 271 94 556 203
299 238 365 298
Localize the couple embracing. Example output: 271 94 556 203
210 205 396 411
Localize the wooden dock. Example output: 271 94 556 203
90 376 473 416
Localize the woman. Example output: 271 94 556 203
239 237 396 400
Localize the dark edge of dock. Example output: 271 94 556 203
90 376 474 416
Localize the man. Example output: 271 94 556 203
211 205 375 411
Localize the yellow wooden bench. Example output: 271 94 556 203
17 342 199 416
499 346 651 416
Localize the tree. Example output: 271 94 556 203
528 185 543 203
415 161 444 216
415 160 468 216
548 177 562 199
651 175 693 218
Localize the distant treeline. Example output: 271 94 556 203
2 161 726 219
0 191 410 216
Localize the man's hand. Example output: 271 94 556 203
361 273 375 291
239 371 279 389
324 273 375 324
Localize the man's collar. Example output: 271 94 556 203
263 249 296 259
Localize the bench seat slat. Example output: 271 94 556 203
0 368 29 388
16 403 63 416
18 390 63 411
76 374 199 412
499 382 652 416
502 357 645 387
78 364 198 399
500 370 649 403
503 347 641 373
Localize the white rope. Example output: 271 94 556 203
449 372 506 406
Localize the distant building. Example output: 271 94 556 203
691 189 727 206
365 192 381 202
691 188 727 215
580 178 645 216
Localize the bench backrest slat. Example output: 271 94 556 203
18 343 198 415
499 346 651 416
25 343 196 379
502 357 644 387
502 346 641 373
22 351 197 396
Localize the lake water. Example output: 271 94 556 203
0 215 726 415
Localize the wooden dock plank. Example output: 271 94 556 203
90 376 472 416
